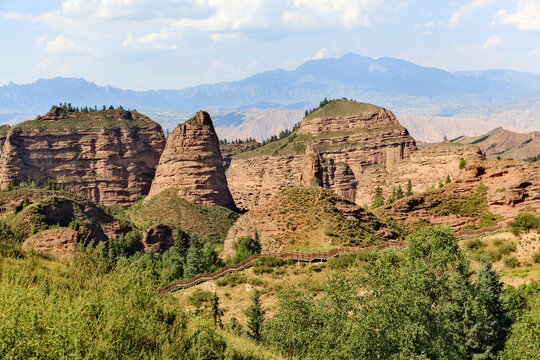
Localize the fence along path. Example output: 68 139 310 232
160 240 406 293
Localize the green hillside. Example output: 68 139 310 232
126 188 239 243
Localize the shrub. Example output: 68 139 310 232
465 238 485 251
459 159 466 169
497 240 517 256
252 256 285 268
215 272 247 287
509 213 540 234
232 234 261 264
532 250 540 264
503 255 520 268
252 265 273 275
327 254 356 269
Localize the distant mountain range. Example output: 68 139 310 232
452 127 540 161
1 53 539 142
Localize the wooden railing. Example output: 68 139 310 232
160 240 406 293
455 223 507 239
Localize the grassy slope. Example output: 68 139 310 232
176 254 368 326
13 109 152 132
304 99 380 119
126 188 239 243
460 230 540 287
0 188 98 239
376 182 503 235
255 186 387 251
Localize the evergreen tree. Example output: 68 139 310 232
406 179 413 196
246 289 265 342
372 186 385 209
468 257 511 358
446 174 452 184
184 234 203 278
396 185 404 200
173 229 190 260
211 292 223 328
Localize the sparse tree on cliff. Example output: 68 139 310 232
406 179 413 196
372 186 385 209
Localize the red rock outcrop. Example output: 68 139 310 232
226 101 417 209
377 159 540 232
148 111 234 207
142 224 175 253
22 228 78 260
0 108 165 205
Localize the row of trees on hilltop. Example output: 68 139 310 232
219 122 301 148
304 97 350 117
50 103 128 113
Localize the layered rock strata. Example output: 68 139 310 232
0 108 165 205
148 111 234 207
377 159 540 232
226 101 417 209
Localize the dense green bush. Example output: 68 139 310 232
533 250 540 264
501 291 540 359
509 213 540 234
265 226 511 359
503 255 520 268
0 245 271 360
216 272 248 287
232 234 261 264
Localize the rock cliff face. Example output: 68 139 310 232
368 143 485 205
377 159 540 232
0 108 165 205
226 100 417 209
148 111 234 207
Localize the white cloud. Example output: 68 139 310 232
121 0 384 50
531 47 540 56
449 0 495 28
494 0 540 31
45 35 84 55
482 35 501 50
61 0 213 20
424 21 435 28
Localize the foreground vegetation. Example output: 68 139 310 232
0 244 278 359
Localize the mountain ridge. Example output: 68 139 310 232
1 53 540 142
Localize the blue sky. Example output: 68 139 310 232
1 0 539 90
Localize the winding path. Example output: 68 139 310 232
160 240 406 293
160 224 510 293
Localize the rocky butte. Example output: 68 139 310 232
148 110 235 208
225 100 491 210
226 100 418 209
0 107 165 205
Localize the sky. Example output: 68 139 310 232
0 0 539 90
